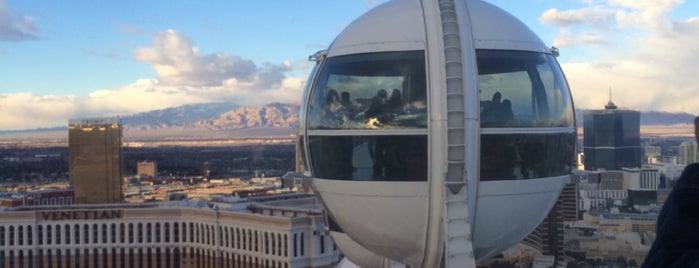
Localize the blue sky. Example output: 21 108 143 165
1 0 698 130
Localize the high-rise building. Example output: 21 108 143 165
622 167 660 190
583 98 641 171
522 182 578 266
68 118 124 204
678 141 698 165
137 160 157 178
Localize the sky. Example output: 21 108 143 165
1 0 698 130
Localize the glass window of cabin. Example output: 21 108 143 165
480 133 575 180
478 50 575 181
308 135 427 181
477 50 573 128
308 51 427 129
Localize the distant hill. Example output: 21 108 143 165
0 102 300 143
121 102 239 130
122 102 298 131
576 109 695 125
639 111 695 125
195 102 299 129
2 105 694 143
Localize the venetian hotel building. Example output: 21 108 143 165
0 193 339 268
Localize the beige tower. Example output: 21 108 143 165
68 118 123 204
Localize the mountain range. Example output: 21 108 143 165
0 103 695 141
122 102 299 131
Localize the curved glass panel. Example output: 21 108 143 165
299 63 319 130
308 51 427 129
308 135 427 181
480 133 575 180
477 50 574 128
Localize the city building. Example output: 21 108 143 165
643 143 662 164
575 170 627 214
68 118 124 204
583 98 641 171
678 140 698 165
0 188 75 208
0 193 339 268
564 218 650 266
519 180 579 266
622 167 660 190
137 161 157 178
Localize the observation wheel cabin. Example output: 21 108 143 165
298 0 576 266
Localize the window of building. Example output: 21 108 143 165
26 225 32 246
92 224 98 244
188 223 194 243
163 223 169 243
173 223 179 243
83 224 89 244
65 248 71 268
320 234 325 254
8 226 13 246
155 223 161 243
37 225 43 245
293 234 297 257
54 224 61 244
236 228 241 249
146 223 152 243
74 224 80 245
128 223 134 243
64 224 70 245
137 223 143 243
111 223 116 244
46 225 52 245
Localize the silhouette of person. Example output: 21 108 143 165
500 99 514 121
482 91 502 122
388 89 403 113
340 91 359 118
326 89 349 124
642 116 699 268
364 89 388 122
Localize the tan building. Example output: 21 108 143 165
68 118 123 204
137 161 157 178
0 193 339 268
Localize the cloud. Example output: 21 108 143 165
0 93 75 130
134 29 290 89
548 1 699 114
540 6 617 28
0 74 306 130
0 0 38 42
0 29 307 130
117 24 145 35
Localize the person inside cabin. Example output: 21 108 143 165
363 89 389 125
387 89 403 114
326 89 349 125
482 91 502 122
482 91 515 125
340 91 359 118
500 99 514 122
